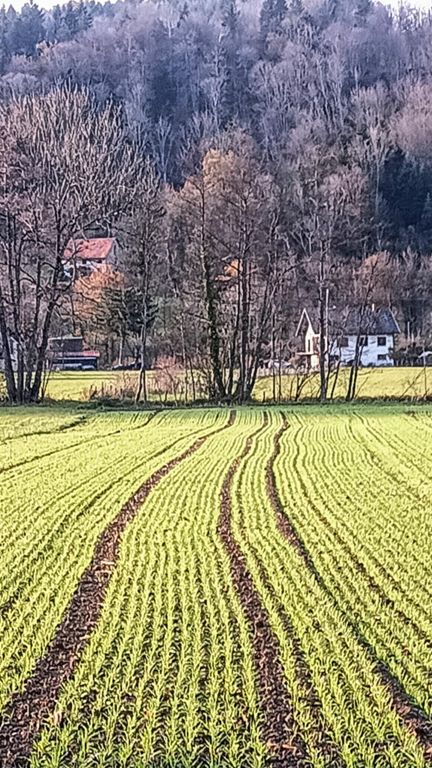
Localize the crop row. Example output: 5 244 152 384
29 410 266 767
228 412 426 767
273 412 432 718
1 406 432 767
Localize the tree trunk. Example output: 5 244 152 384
29 297 57 402
238 255 249 402
319 284 327 403
0 303 17 402
226 269 241 400
330 358 341 401
202 252 225 401
271 308 276 402
118 334 124 367
136 322 148 403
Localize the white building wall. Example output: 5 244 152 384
335 334 394 366
0 338 18 372
305 326 320 369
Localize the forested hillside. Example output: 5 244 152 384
1 0 432 402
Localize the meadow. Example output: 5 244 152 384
41 365 432 403
0 404 431 767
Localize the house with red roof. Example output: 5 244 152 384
62 237 118 280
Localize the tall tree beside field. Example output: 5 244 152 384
169 150 227 401
0 86 144 403
121 163 165 403
72 269 128 365
168 136 284 403
284 147 370 401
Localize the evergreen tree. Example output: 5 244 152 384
9 2 45 57
354 0 372 24
76 2 92 33
221 0 238 35
260 0 287 39
63 2 80 39
5 5 17 25
419 192 432 250
220 0 242 123
0 7 11 74
50 5 64 42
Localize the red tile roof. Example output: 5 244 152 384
64 238 115 262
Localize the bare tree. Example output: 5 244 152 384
121 163 165 403
168 137 284 403
0 85 144 403
285 151 369 402
345 255 379 401
151 117 174 184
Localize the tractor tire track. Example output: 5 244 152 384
0 413 222 619
218 412 308 768
0 410 236 768
0 411 158 476
269 413 432 762
264 416 344 767
0 414 89 446
271 416 432 649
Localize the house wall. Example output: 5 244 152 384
106 241 117 267
305 326 320 369
335 335 395 367
0 338 18 372
77 258 108 273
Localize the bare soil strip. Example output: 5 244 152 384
270 414 432 761
0 410 236 768
218 413 308 768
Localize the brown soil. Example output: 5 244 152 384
269 413 432 762
0 410 236 768
218 413 308 768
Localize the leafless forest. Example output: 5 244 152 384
0 0 432 403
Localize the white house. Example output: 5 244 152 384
0 334 18 372
296 306 400 369
296 308 321 370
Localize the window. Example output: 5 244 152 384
307 338 311 353
359 335 368 347
377 354 387 361
377 336 387 347
339 336 349 348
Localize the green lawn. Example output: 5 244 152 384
256 365 431 401
44 370 125 401
41 366 432 403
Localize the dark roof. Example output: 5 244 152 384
297 306 400 336
49 336 84 353
344 307 400 335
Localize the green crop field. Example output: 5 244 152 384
0 405 432 767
